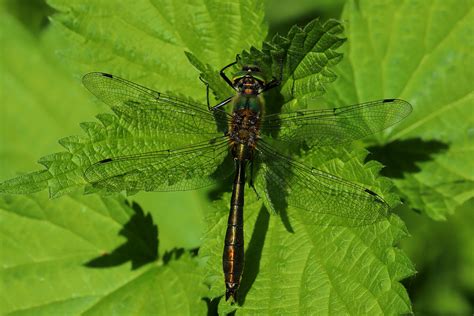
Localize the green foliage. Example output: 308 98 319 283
0 11 100 180
264 0 345 34
0 193 206 315
0 0 268 199
4 0 471 314
321 0 474 220
189 18 346 110
398 201 474 315
0 10 206 253
202 148 413 314
46 0 266 98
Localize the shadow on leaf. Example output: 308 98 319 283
85 201 158 270
367 138 449 178
237 206 270 305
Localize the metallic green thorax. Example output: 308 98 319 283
232 94 264 113
231 65 267 113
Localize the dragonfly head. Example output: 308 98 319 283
232 65 266 94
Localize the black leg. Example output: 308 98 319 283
249 160 260 199
199 76 211 110
262 79 281 92
220 55 240 89
262 55 284 92
210 96 233 111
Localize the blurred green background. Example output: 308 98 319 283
1 0 472 314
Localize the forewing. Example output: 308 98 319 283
261 99 412 147
84 137 232 194
82 72 228 135
256 141 389 226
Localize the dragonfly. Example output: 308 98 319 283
82 59 412 302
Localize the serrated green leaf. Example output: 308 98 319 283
0 11 100 179
1 0 270 252
1 0 269 198
45 0 267 101
185 19 415 312
0 193 206 315
201 147 414 314
321 0 474 219
190 18 346 109
1 2 416 313
392 137 474 220
0 13 346 202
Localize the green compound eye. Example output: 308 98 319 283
232 70 248 82
251 73 266 83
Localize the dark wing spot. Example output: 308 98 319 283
383 99 396 103
364 188 378 196
365 189 386 205
99 158 113 163
100 73 113 78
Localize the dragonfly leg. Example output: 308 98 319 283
220 55 240 89
262 79 281 92
262 54 284 93
199 76 211 110
248 160 260 200
210 96 233 111
200 74 233 111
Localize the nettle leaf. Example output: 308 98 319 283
0 12 100 180
0 15 347 201
0 2 415 314
0 193 206 315
321 0 474 219
389 137 473 220
201 147 413 314
1 0 267 199
45 0 267 99
0 1 266 306
188 18 346 110
189 19 414 312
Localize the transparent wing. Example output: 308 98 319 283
257 141 389 226
84 137 232 193
261 99 412 147
82 72 229 135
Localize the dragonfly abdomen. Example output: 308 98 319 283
223 147 248 301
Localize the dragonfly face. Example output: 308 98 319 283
81 59 412 303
